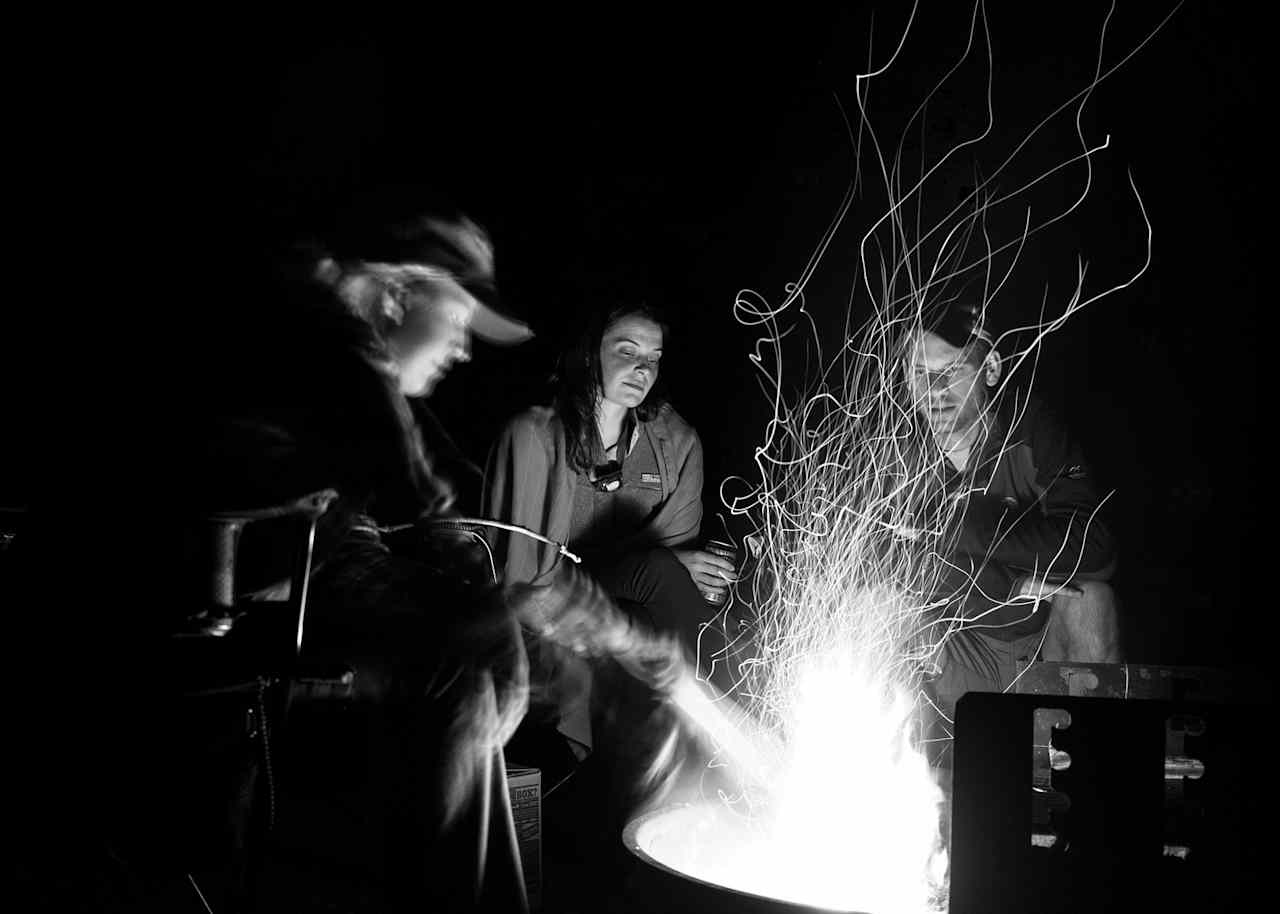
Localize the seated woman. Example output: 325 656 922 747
484 302 737 756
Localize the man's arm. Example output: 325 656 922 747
957 402 1116 582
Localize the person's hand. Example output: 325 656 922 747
505 563 636 658
672 548 737 603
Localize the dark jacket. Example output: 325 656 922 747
941 393 1117 640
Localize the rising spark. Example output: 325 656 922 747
677 3 1166 911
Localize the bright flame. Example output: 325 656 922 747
666 627 948 912
763 650 947 913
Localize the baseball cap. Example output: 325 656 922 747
926 298 993 350
325 196 534 346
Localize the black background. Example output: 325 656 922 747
21 2 1263 669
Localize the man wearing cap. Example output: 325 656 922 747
196 205 546 912
902 304 1121 727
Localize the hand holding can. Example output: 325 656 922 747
673 541 739 604
700 539 739 605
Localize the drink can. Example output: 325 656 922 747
701 539 739 605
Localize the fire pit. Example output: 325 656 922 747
623 801 874 914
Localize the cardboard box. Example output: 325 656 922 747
505 764 542 911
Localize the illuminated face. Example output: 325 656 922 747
904 331 990 438
599 314 663 410
386 283 478 397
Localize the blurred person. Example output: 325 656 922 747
186 202 542 913
902 302 1119 728
225 206 690 913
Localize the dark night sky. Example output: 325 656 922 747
13 3 1260 669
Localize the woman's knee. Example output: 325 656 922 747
643 547 707 609
600 547 690 599
640 546 687 579
604 547 704 641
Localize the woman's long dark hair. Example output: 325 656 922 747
554 303 671 474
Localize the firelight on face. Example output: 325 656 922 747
599 315 663 409
904 331 990 438
388 285 478 397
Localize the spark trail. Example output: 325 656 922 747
685 3 1166 911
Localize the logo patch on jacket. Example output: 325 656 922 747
640 473 662 485
1065 464 1087 480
